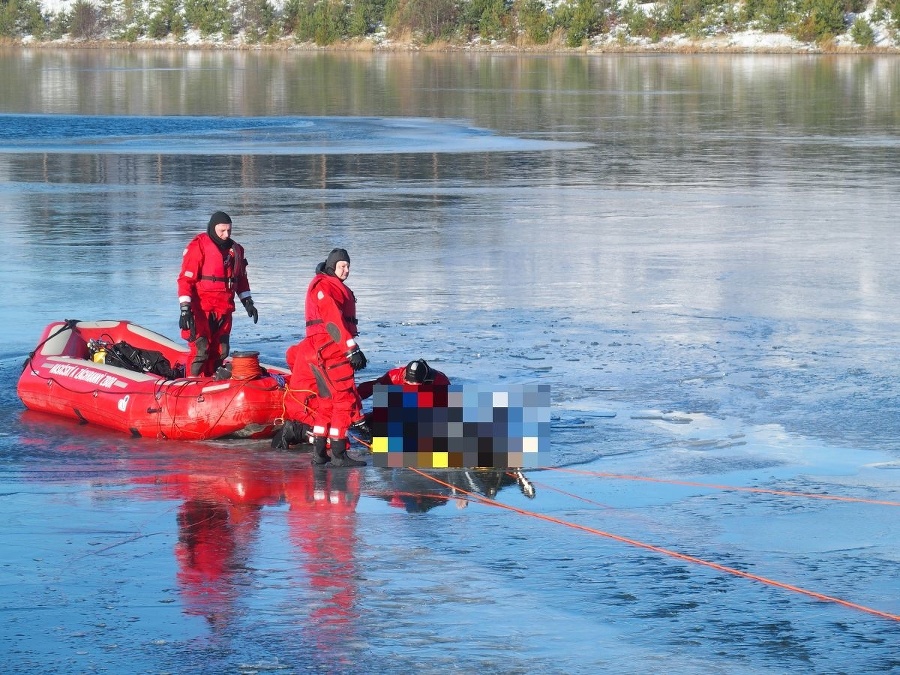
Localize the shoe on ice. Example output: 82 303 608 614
311 436 330 465
329 440 366 467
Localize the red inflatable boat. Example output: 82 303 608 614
17 320 290 440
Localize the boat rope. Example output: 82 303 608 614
156 376 279 440
348 430 372 448
278 386 319 426
410 467 900 623
21 319 80 372
546 467 900 507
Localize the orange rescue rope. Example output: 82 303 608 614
410 467 900 623
548 467 900 507
230 351 263 380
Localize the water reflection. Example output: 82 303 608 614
130 457 533 631
3 51 899 134
130 462 283 630
283 467 361 646
125 454 364 635
13 412 537 636
374 467 536 513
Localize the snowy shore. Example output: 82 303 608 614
8 31 900 54
7 0 900 54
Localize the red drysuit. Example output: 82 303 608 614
357 365 451 400
177 233 251 376
284 271 364 439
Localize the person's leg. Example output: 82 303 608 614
311 435 330 465
284 339 321 428
312 339 366 467
329 438 366 467
272 419 312 450
305 344 335 463
210 312 233 373
309 361 335 445
327 355 367 465
184 308 214 376
274 339 320 449
188 336 210 376
320 349 363 439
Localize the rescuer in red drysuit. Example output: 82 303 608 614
356 358 451 400
275 248 368 467
177 211 258 377
276 358 450 451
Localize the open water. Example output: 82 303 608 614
0 49 898 673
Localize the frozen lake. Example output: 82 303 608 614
0 50 898 672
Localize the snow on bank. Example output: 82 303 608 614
21 0 900 53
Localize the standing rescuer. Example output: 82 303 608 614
282 247 368 467
177 211 258 377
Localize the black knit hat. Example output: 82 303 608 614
324 248 351 274
404 359 432 384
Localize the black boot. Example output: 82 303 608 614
296 423 314 446
329 439 366 468
272 420 300 450
311 436 330 465
271 422 289 449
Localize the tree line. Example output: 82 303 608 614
1 0 898 48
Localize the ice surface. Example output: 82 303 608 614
1 52 899 673
0 114 587 155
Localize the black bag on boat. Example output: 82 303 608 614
105 341 183 379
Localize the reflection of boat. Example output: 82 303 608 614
17 320 289 440
377 467 536 513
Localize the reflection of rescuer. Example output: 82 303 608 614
177 211 259 377
275 248 368 467
175 499 245 628
283 466 361 644
171 472 278 628
356 358 451 400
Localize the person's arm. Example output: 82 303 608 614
233 243 252 300
176 238 201 338
357 379 376 400
315 284 357 354
176 237 201 306
231 244 257 322
357 372 392 400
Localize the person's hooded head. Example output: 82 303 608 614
404 359 434 384
207 211 233 252
319 248 351 280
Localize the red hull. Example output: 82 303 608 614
17 320 289 440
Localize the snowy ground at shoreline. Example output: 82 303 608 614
18 0 900 53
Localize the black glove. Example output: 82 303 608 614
347 347 367 371
179 304 196 340
242 297 258 324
